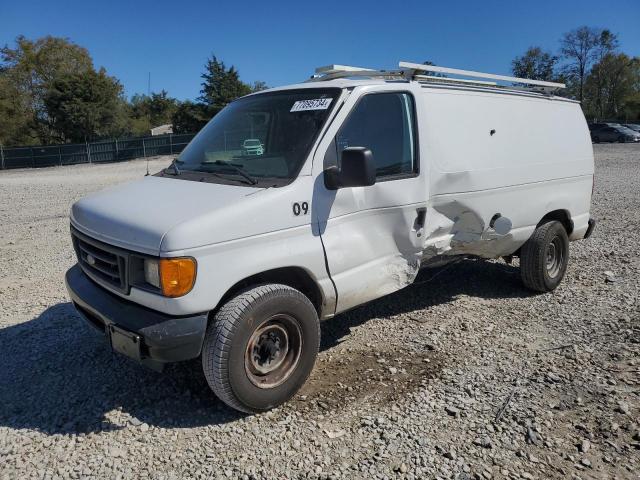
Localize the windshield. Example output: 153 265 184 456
177 88 340 186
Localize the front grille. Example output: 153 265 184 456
72 228 128 293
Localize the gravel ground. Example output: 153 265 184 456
0 146 638 480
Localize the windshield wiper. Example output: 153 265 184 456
164 158 182 176
199 160 258 185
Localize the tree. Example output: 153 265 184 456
584 53 640 120
172 101 212 134
622 91 640 122
560 27 609 103
129 90 180 135
44 68 127 142
0 73 32 145
587 30 620 117
250 80 269 92
198 55 252 110
511 47 558 81
1 35 94 143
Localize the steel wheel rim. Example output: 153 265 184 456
546 236 564 278
245 314 302 389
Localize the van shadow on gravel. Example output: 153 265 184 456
0 258 530 435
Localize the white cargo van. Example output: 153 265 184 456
66 62 595 413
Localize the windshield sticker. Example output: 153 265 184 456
290 98 333 112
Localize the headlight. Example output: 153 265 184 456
143 257 196 297
144 259 160 288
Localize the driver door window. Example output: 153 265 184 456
335 92 417 179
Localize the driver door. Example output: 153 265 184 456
313 90 426 314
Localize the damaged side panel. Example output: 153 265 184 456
422 173 593 261
319 203 424 313
420 201 522 260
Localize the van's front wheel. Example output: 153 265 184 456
202 284 320 413
520 220 569 292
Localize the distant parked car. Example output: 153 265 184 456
623 124 640 133
241 138 264 156
588 122 620 131
591 125 640 143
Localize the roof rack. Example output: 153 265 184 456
307 61 566 93
414 74 497 87
309 64 405 82
399 61 565 90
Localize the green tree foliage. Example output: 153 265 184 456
199 55 252 110
129 90 180 136
511 47 558 81
1 35 94 144
172 101 211 134
175 54 267 133
509 27 638 121
44 68 128 143
585 31 620 118
198 55 266 110
0 73 32 145
1 38 269 145
584 53 640 120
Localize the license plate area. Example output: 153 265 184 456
109 324 142 361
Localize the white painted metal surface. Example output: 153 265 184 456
315 64 376 74
69 72 593 319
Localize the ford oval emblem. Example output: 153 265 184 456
86 254 96 266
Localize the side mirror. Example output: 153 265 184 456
324 147 376 190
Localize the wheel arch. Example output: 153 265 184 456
538 209 573 235
214 266 326 318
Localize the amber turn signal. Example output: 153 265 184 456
159 257 196 297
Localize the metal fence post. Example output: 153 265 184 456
114 138 119 161
86 142 91 163
58 146 62 166
31 147 35 168
169 134 173 155
0 143 4 170
142 138 147 158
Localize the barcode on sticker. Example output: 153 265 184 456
290 98 333 112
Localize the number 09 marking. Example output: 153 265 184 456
292 202 309 216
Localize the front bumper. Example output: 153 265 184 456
65 264 208 368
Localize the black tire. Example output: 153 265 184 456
618 136 625 143
592 136 600 144
520 220 569 292
202 284 320 413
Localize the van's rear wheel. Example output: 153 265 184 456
202 284 320 413
520 220 569 292
593 136 600 143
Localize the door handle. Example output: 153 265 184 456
413 208 426 238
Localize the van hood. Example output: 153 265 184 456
71 176 268 255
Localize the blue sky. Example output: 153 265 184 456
2 0 639 101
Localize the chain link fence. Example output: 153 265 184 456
0 133 196 170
